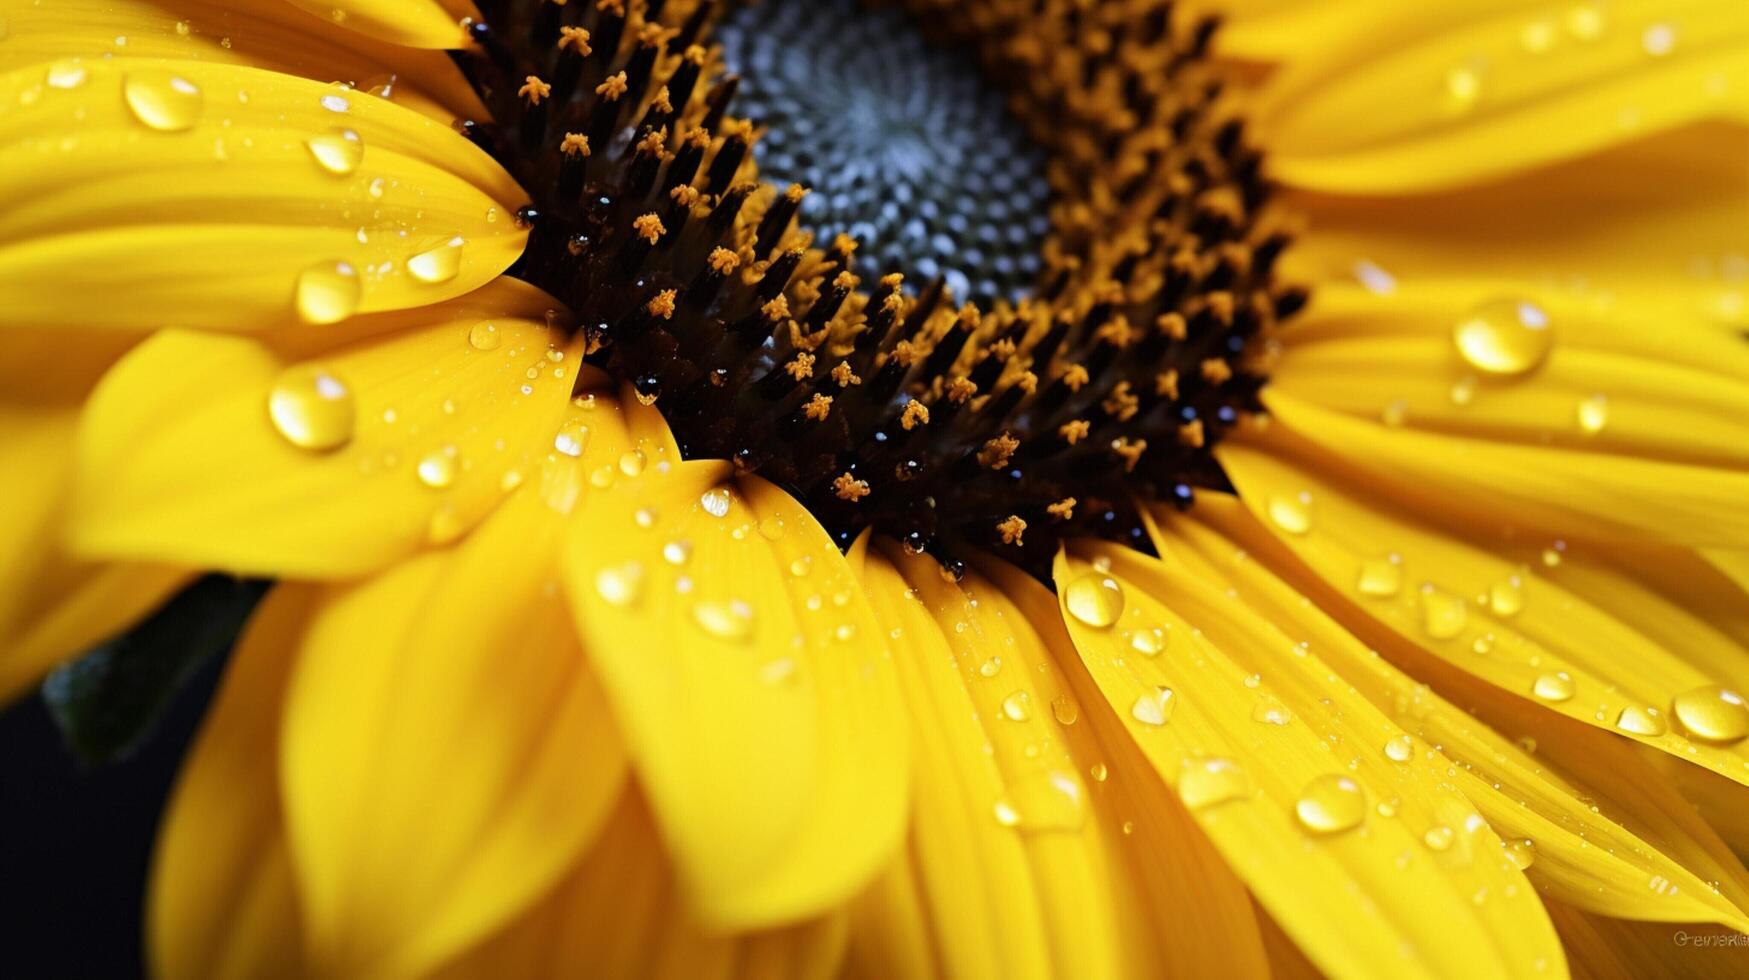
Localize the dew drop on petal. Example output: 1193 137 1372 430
1488 576 1524 617
1128 626 1166 656
692 599 754 641
305 128 363 175
124 70 202 131
267 365 355 451
1295 774 1366 835
1670 685 1749 746
1179 757 1250 810
1384 734 1414 762
1424 825 1456 851
46 59 88 90
1130 686 1174 726
1356 555 1403 597
700 487 732 517
758 515 786 540
662 540 691 565
992 800 1021 827
1051 696 1079 725
594 563 643 607
1001 690 1031 722
1642 22 1677 57
1266 492 1312 534
1504 838 1537 870
1419 586 1468 639
1576 394 1608 434
618 449 646 476
320 92 350 113
553 424 589 457
408 237 464 283
1532 672 1576 703
294 260 361 324
1251 697 1292 726
789 556 813 578
1453 297 1553 377
1090 762 1108 782
466 322 502 352
1063 572 1124 628
1615 705 1668 737
416 449 456 489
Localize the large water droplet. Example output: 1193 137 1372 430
124 70 203 131
1179 757 1250 810
1064 572 1125 628
1356 555 1403 597
1532 672 1575 702
408 237 464 283
294 260 360 324
1128 626 1166 656
618 449 646 477
1295 774 1366 835
267 365 355 451
1266 492 1312 535
700 488 732 518
1001 690 1032 722
1453 297 1553 376
305 129 363 175
1671 685 1749 746
1130 687 1174 726
1615 705 1668 737
692 599 754 640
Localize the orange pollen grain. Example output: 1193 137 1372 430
1047 498 1077 520
1059 419 1091 445
632 213 665 244
833 473 871 502
997 515 1027 546
519 75 552 105
804 393 834 421
901 400 931 430
978 433 1020 469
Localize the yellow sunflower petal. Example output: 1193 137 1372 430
0 0 483 120
280 484 626 979
1156 496 1749 932
1218 439 1749 786
1052 544 1565 978
559 402 907 929
1257 0 1749 193
1546 900 1746 980
431 791 852 980
0 58 523 332
282 0 473 49
1258 390 1749 548
72 279 578 578
149 584 313 980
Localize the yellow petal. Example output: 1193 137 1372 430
559 402 908 929
0 58 523 332
1257 0 1749 192
280 485 626 979
0 0 484 120
282 0 473 49
1219 439 1749 786
1546 900 1746 980
73 278 578 578
1052 544 1566 978
1258 389 1749 548
1157 496 1749 932
149 584 313 980
431 791 851 980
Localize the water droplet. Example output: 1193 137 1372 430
1178 757 1250 810
692 599 754 641
993 800 1021 827
978 656 1002 678
661 540 691 565
789 556 813 578
1615 705 1668 737
834 622 857 642
595 563 642 607
416 449 456 489
1445 66 1482 108
294 260 361 324
1001 690 1032 722
1128 626 1166 656
1051 696 1079 725
1384 734 1414 762
408 237 464 283
1130 687 1175 726
1381 399 1408 427
1356 555 1403 597
1453 297 1553 376
700 488 732 517
1295 774 1366 835
1488 576 1524 617
320 92 350 113
124 70 202 131
1642 22 1676 57
1450 375 1478 405
1532 672 1576 702
267 365 355 451
1419 586 1467 639
1567 6 1605 41
1252 697 1293 725
758 515 786 540
1472 633 1495 655
1353 259 1396 295
589 465 617 489
1266 492 1312 535
45 59 88 89
1576 394 1608 434
1090 762 1108 782
553 424 589 457
618 450 646 476
1063 572 1125 628
1671 686 1749 746
1504 838 1537 870
305 128 362 175
1423 825 1455 851
1520 19 1557 53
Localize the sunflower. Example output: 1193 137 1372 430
3 0 1748 976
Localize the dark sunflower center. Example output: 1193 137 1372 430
451 0 1303 579
714 0 1051 305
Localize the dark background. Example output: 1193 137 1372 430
0 655 225 980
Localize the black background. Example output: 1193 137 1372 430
0 655 224 980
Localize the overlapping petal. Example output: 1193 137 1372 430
281 0 475 50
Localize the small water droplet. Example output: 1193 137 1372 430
407 237 464 283
46 59 88 89
1051 696 1079 725
758 515 786 540
1381 399 1408 427
553 424 589 458
124 70 202 131
1450 375 1478 405
1670 685 1749 746
294 260 361 324
789 556 813 578
1445 65 1482 108
1642 22 1676 57
1353 259 1396 295
1615 705 1667 737
618 450 646 476
834 622 857 642
1063 572 1125 628
1266 492 1311 534
1178 757 1250 810
589 465 617 489
1419 586 1467 639
1384 734 1414 762
416 449 457 489
1130 687 1174 726
1567 5 1605 41
1504 838 1537 870
1252 697 1293 726
1576 394 1608 434
978 657 1002 678
632 507 658 529
1453 297 1553 377
1090 762 1108 782
1488 576 1524 617
1128 626 1166 656
692 599 754 640
594 563 643 607
1356 555 1403 597
1295 774 1366 835
993 800 1021 827
320 92 350 113
661 540 692 565
1423 825 1455 851
1001 690 1032 722
267 365 355 451
1532 672 1576 702
305 128 363 175
700 488 732 518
